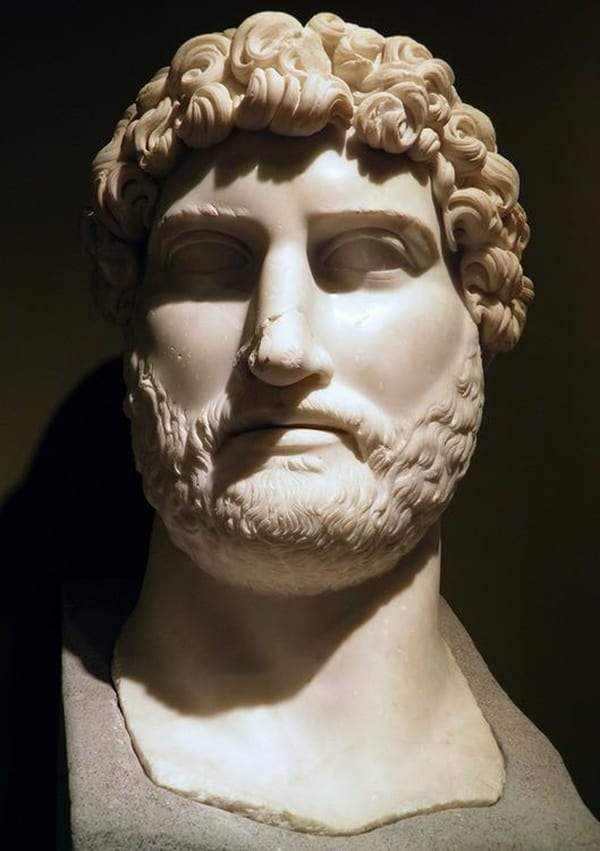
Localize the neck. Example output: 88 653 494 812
113 518 504 834
125 517 444 704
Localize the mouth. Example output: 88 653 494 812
233 426 345 451
229 411 348 438
224 414 352 454
231 422 343 436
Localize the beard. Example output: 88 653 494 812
124 340 484 596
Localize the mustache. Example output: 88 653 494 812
189 381 400 463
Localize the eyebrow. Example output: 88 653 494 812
152 202 253 241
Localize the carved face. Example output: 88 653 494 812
125 128 483 595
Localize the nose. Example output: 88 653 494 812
242 245 334 388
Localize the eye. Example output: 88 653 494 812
321 228 416 278
167 230 251 275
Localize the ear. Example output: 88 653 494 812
461 246 534 354
81 209 141 325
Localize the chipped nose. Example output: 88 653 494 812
244 309 333 387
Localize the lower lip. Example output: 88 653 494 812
231 427 343 453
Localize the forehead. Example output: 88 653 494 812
153 129 440 237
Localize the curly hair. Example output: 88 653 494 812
87 10 533 353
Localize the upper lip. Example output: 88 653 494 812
228 410 348 439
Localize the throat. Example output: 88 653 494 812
112 518 505 834
118 517 444 698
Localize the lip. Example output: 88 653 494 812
228 409 349 438
227 424 345 453
223 409 352 455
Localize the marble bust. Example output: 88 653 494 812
85 11 536 835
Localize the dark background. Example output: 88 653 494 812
2 0 599 845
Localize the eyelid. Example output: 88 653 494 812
163 229 252 268
320 228 417 273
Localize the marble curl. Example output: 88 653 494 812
88 11 533 353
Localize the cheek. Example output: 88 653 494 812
132 300 247 410
328 276 477 415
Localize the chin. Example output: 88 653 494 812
163 509 409 597
158 464 436 597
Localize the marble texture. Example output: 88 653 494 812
62 581 600 850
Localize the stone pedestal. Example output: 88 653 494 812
62 581 600 850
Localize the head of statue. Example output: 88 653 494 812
86 11 533 596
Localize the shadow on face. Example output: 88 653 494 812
160 125 429 200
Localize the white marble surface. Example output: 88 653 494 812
62 581 600 850
84 10 537 831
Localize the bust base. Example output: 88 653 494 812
62 580 600 850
